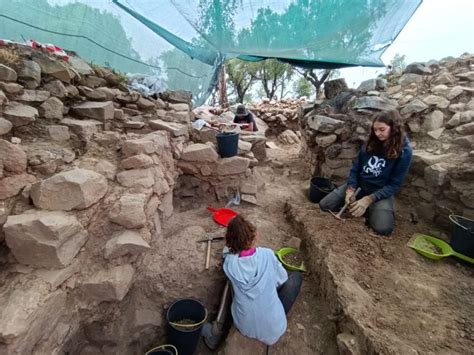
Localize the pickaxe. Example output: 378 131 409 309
197 236 224 269
329 187 362 221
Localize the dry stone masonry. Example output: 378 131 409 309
0 44 268 354
299 53 474 227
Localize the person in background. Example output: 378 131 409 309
221 215 302 345
233 104 258 132
319 110 413 235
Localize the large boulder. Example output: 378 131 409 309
48 125 70 142
68 55 94 75
0 139 27 173
0 173 36 200
39 97 64 120
77 158 117 180
0 81 23 95
3 102 38 127
72 101 114 121
121 154 154 170
43 80 67 98
455 122 474 135
109 193 148 229
422 110 444 132
0 280 66 348
32 55 75 82
31 168 108 210
403 63 431 75
353 96 398 111
79 264 135 302
181 143 219 162
0 118 13 136
122 131 171 157
325 78 348 99
61 118 102 140
104 230 150 260
357 78 385 93
159 90 192 104
116 168 155 188
18 60 42 88
217 156 250 175
422 95 450 109
400 99 428 116
398 73 422 86
306 115 344 133
149 119 188 137
0 64 17 82
3 210 88 268
17 89 50 103
315 134 337 148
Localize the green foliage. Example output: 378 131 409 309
390 53 407 72
293 78 314 98
0 0 149 74
254 59 294 100
225 58 259 103
197 0 239 48
236 0 388 62
295 68 339 97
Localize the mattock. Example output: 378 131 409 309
329 187 362 221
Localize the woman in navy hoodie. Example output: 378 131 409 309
319 110 412 235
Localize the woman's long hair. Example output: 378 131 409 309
366 110 404 159
225 215 256 253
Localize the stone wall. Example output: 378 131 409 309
0 44 195 354
299 54 474 226
0 43 269 354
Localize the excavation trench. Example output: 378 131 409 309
66 143 472 355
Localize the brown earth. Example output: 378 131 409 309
151 141 473 354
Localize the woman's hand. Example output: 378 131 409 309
345 187 355 205
349 195 374 217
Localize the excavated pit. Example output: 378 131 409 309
42 141 474 355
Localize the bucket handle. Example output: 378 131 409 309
145 344 178 355
207 206 217 213
449 214 472 232
169 308 208 329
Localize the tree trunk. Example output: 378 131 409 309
219 65 228 108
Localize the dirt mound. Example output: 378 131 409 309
286 201 474 354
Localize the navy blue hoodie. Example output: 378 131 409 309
347 135 412 201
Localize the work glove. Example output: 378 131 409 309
349 196 373 217
345 187 355 205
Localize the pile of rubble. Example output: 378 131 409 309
0 44 264 354
299 53 474 226
249 98 305 144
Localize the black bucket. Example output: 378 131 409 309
166 298 207 355
216 132 239 158
308 177 335 203
145 344 178 355
449 215 474 258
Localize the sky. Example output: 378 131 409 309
341 0 474 87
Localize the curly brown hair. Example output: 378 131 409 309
366 110 404 159
225 215 256 253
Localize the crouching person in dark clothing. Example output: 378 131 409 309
319 110 412 235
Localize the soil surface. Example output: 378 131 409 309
157 141 473 354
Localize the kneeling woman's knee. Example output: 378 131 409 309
318 197 331 211
369 218 394 235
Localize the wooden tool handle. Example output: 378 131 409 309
337 187 362 217
205 240 212 269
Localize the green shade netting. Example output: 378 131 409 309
0 0 421 105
